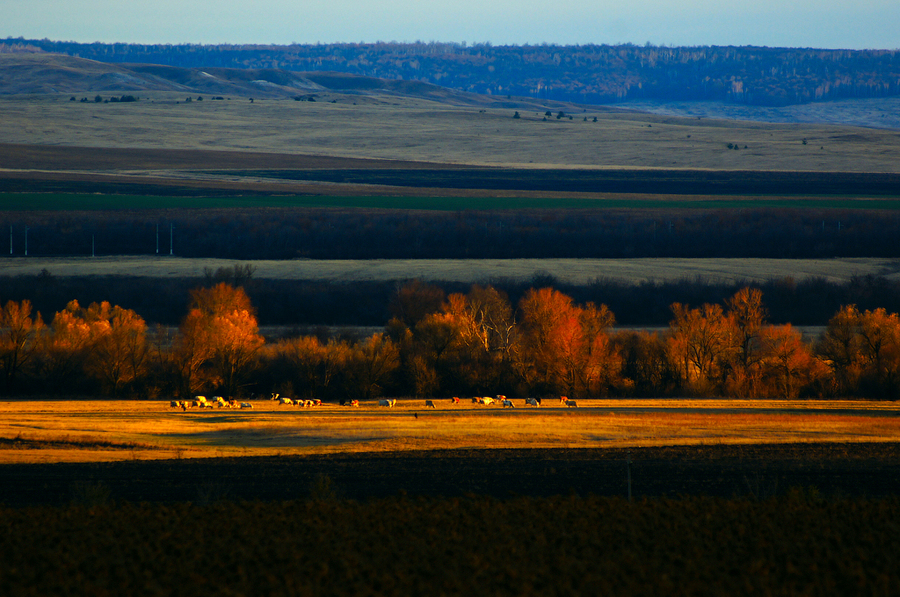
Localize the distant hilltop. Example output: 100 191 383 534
3 38 900 107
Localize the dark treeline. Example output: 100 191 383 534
4 207 900 260
5 38 900 107
2 270 899 328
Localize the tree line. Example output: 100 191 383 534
3 268 900 329
2 281 898 400
7 38 900 106
5 207 900 261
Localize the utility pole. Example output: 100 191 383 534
24 227 29 256
169 223 174 256
156 224 159 255
9 225 12 255
92 234 95 257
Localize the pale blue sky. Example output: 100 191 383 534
3 0 898 50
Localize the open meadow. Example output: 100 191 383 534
2 93 900 173
2 398 898 464
4 255 900 285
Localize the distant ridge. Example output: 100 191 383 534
4 38 900 107
0 52 555 108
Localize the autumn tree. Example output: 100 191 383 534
440 285 517 393
388 280 445 330
667 302 734 395
515 288 621 397
175 283 264 397
36 300 107 393
0 300 44 393
723 287 768 397
856 308 900 398
817 305 864 395
758 324 827 398
267 336 353 399
347 333 400 400
84 302 149 397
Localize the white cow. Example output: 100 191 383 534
566 400 578 408
525 397 541 407
279 397 294 405
480 397 494 406
378 399 395 407
502 399 515 408
240 402 253 409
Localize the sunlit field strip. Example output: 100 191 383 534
1 399 898 463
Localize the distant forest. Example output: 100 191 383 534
5 38 900 107
3 207 899 262
3 207 900 327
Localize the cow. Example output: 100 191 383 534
270 393 280 401
566 400 578 408
480 397 494 406
559 396 568 404
240 402 253 409
525 397 541 407
170 400 180 408
502 399 515 408
350 400 359 407
425 400 436 408
471 397 480 404
451 397 460 404
279 397 294 405
304 400 314 408
497 395 507 401
378 399 394 407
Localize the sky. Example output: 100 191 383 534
3 0 899 50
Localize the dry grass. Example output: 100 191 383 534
3 256 899 285
2 93 900 172
1 398 897 464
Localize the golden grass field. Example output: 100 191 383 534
3 256 900 285
2 398 898 464
2 93 900 172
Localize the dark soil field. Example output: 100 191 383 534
2 442 898 507
3 142 900 200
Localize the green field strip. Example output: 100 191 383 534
2 193 900 211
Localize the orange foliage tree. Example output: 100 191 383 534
758 324 827 399
819 305 900 398
515 288 621 397
85 302 149 397
176 283 264 397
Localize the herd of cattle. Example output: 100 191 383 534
170 394 579 410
